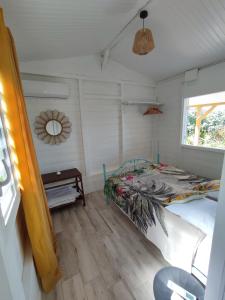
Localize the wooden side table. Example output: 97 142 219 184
42 168 85 208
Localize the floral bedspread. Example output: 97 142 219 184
104 163 219 235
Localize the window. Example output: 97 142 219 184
0 92 18 224
182 91 225 150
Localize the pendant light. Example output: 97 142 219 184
132 10 155 55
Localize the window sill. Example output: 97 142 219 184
4 190 20 226
0 190 21 240
181 144 225 154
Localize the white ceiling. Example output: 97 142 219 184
111 0 225 81
1 0 225 81
0 0 146 60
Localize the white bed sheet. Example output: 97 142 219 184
166 198 217 281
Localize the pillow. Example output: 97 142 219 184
162 191 205 206
193 180 220 192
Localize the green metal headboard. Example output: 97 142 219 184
102 158 152 184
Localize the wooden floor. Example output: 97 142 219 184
43 191 168 300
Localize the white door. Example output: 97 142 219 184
205 153 225 300
0 93 26 300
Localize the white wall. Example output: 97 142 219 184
0 209 41 300
155 67 224 179
22 238 42 300
21 55 156 193
20 55 154 84
21 55 225 182
183 62 225 98
24 75 85 174
0 218 25 300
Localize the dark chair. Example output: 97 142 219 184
153 267 205 300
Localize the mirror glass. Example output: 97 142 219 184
46 120 62 136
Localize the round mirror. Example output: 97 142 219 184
46 120 62 136
34 110 72 145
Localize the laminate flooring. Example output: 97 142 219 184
43 191 168 300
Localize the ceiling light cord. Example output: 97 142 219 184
102 0 153 53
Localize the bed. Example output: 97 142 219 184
103 159 219 285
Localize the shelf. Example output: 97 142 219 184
122 101 163 106
46 185 80 209
48 197 78 209
84 93 122 100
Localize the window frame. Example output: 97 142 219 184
0 92 20 239
180 95 225 153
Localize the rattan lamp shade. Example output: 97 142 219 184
133 28 155 55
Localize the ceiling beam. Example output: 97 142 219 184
100 49 110 71
100 0 153 70
189 102 225 108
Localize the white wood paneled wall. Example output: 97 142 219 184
123 82 155 160
82 79 122 176
25 77 85 175
123 105 153 160
24 74 155 193
155 74 224 179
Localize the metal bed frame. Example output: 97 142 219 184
103 158 152 182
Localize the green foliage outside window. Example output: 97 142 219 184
186 109 225 149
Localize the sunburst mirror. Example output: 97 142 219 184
34 110 72 145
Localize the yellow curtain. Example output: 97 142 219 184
0 8 61 292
